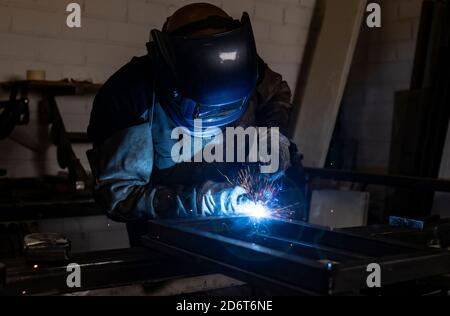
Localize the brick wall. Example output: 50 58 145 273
0 0 315 179
338 0 423 173
0 0 315 252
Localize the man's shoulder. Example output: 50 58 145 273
98 55 153 97
88 55 154 144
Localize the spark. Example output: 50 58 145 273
221 166 279 205
220 166 281 218
220 166 303 220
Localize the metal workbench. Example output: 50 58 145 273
0 247 249 296
143 216 450 295
2 221 450 296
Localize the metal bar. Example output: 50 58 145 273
143 225 328 295
46 95 88 190
200 218 373 262
144 217 450 294
144 237 318 296
250 233 372 262
304 167 450 192
179 216 425 256
2 248 216 296
0 199 103 222
0 80 101 96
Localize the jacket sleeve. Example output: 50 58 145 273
87 123 158 222
255 64 293 134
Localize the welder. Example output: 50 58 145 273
87 3 296 245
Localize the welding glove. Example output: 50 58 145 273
276 132 292 173
258 129 292 180
199 181 247 216
152 185 201 219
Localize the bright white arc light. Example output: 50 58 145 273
219 51 237 62
236 201 270 219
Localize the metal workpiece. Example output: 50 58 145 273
23 233 70 263
143 216 450 295
1 248 228 296
303 168 450 193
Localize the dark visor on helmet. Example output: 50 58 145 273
152 12 257 105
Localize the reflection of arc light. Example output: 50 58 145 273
219 51 237 62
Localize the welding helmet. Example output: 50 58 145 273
149 12 258 135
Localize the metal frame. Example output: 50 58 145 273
303 167 450 192
143 216 450 295
1 248 218 296
0 80 101 190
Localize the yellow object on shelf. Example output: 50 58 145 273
26 70 46 81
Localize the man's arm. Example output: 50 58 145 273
88 120 239 221
88 123 158 222
86 56 162 222
255 63 293 134
253 63 294 172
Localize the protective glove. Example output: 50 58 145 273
258 129 292 180
278 133 292 172
198 181 247 216
152 185 199 219
152 186 176 218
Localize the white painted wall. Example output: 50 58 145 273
339 0 423 172
0 0 315 178
0 0 315 252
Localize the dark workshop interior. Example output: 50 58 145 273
1 0 450 299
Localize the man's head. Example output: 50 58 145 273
166 3 230 37
151 3 259 135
